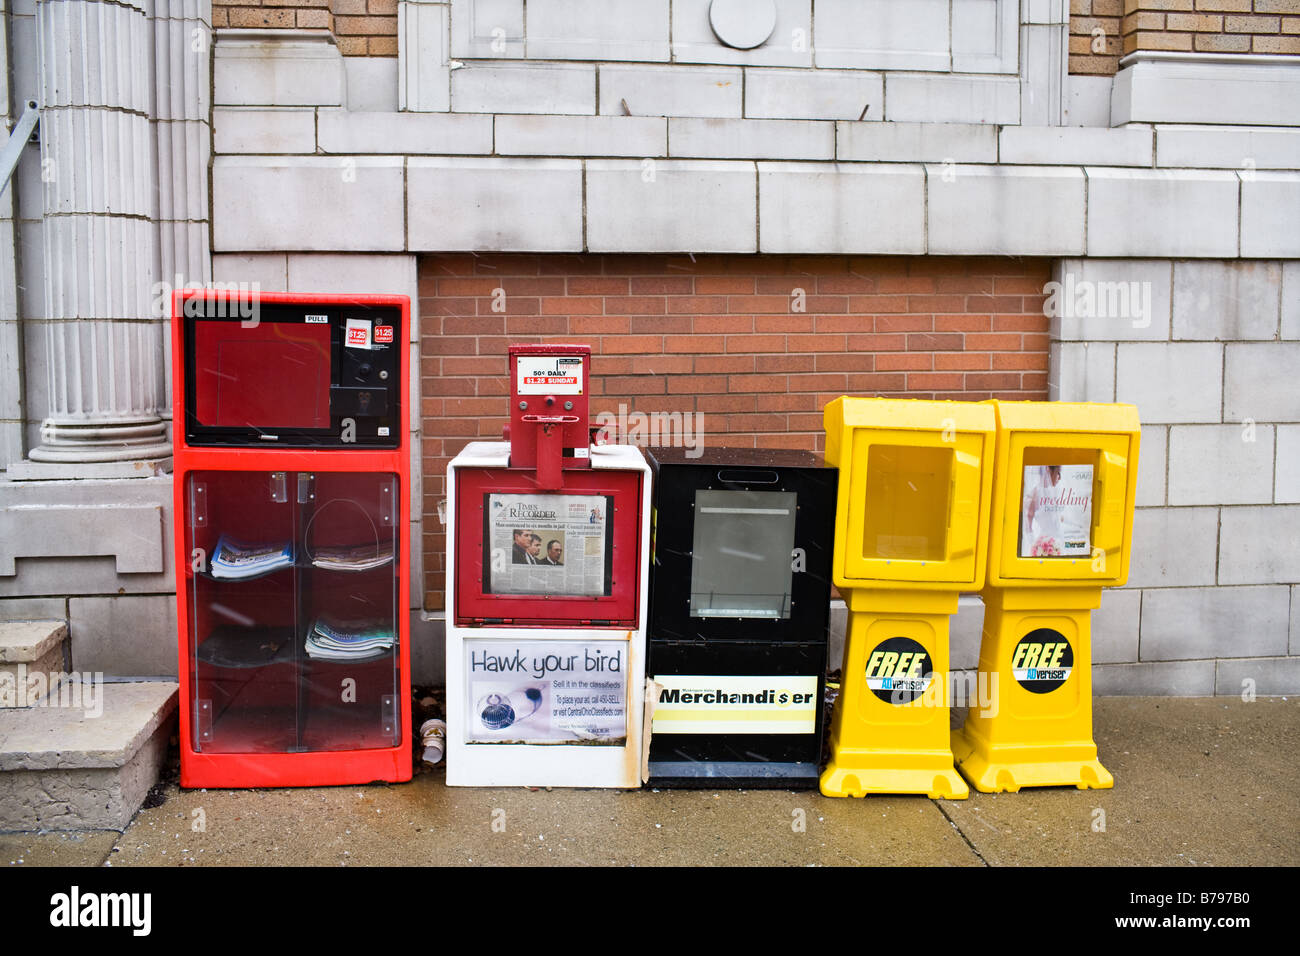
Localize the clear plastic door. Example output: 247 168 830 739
299 471 400 751
187 470 301 752
186 470 400 753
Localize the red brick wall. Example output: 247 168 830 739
1071 1 1124 76
213 0 333 32
418 253 1051 609
212 0 399 56
1122 0 1300 56
1071 2 1299 76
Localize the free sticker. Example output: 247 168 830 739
865 636 933 705
1012 628 1074 693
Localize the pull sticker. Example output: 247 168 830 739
345 318 372 349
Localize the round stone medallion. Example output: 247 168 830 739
709 0 777 51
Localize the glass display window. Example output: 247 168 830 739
689 489 798 620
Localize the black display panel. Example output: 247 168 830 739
182 298 401 448
647 447 837 644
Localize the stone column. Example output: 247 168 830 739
25 0 171 466
152 0 213 424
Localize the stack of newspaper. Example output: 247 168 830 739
210 536 295 579
310 541 394 572
305 616 395 661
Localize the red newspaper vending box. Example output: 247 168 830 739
171 291 412 788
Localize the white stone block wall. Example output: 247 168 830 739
1052 257 1300 694
195 28 1300 692
585 160 756 253
494 115 665 157
204 102 1300 262
407 158 584 250
525 0 669 63
745 69 882 120
215 31 344 107
1112 54 1300 129
442 0 1017 78
925 165 1086 255
392 0 1033 123
6 6 1300 695
757 163 925 254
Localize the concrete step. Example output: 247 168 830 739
0 621 69 707
0 680 178 832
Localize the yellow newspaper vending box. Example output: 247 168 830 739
821 397 996 799
952 401 1140 792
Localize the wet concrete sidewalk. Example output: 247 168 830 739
3 696 1297 867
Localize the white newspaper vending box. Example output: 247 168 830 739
445 344 651 787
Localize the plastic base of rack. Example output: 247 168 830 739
951 727 1113 793
820 750 969 800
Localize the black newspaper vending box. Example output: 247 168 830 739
646 447 836 788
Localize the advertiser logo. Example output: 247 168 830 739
865 637 933 704
1012 628 1074 693
374 325 394 344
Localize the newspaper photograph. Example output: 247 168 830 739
485 493 611 596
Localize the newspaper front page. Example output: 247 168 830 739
486 493 611 596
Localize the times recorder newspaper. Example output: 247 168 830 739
487 493 609 596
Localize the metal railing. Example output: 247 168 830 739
0 101 40 198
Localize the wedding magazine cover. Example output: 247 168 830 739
1019 465 1094 558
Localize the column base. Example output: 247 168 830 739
25 418 172 467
